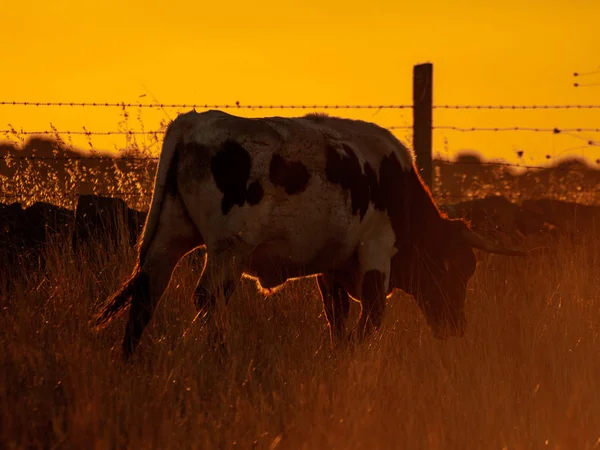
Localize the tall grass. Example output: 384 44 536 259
1 223 599 449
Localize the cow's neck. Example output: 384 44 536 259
388 166 446 290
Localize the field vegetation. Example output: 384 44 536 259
1 196 599 449
1 124 599 448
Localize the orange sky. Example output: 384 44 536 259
2 0 599 166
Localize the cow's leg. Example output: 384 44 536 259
192 241 246 324
354 269 388 340
122 195 203 358
190 251 210 317
352 242 391 341
316 274 350 342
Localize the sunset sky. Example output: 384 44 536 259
2 0 599 166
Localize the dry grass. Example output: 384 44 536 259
1 224 599 449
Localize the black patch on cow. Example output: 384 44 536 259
269 153 310 195
211 140 253 214
378 152 408 246
325 143 374 220
209 140 264 214
166 143 182 198
363 161 384 211
246 180 264 205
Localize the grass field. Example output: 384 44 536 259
1 216 599 449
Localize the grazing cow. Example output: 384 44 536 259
92 110 525 358
441 195 549 242
0 201 74 270
0 202 30 269
441 195 522 238
73 195 147 251
521 199 600 239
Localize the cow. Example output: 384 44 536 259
440 195 550 245
441 195 522 238
92 110 525 359
73 195 147 252
521 198 600 240
0 200 74 270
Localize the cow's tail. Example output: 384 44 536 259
92 118 183 330
91 269 144 330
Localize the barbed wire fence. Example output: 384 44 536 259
2 65 600 208
2 102 600 208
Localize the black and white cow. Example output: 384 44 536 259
92 110 525 358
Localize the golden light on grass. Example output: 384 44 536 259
1 211 599 448
3 0 600 445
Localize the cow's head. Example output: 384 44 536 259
392 217 525 339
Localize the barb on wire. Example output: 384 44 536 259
0 101 413 110
574 83 600 88
573 70 600 77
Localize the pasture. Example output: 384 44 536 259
1 194 599 449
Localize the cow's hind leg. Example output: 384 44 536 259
316 274 350 342
122 194 203 358
192 240 247 325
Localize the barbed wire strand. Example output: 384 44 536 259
0 102 412 109
437 159 600 171
389 126 600 133
3 154 600 171
1 130 164 136
3 149 599 163
2 101 600 110
1 192 151 200
4 126 600 136
0 155 159 161
432 104 600 110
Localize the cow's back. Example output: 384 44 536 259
301 113 414 171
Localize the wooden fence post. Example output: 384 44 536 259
413 63 433 190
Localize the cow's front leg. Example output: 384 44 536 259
354 269 387 340
351 238 392 342
316 273 351 342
